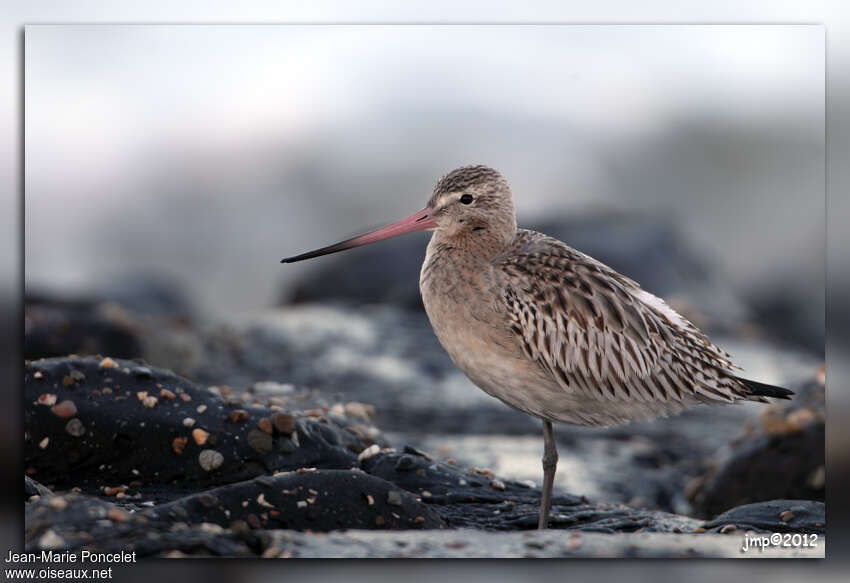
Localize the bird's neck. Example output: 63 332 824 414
428 224 515 262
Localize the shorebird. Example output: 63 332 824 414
281 165 792 529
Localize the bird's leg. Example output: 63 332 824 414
538 419 558 530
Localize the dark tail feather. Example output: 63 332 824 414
739 377 794 400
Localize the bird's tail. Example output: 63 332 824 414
739 377 794 401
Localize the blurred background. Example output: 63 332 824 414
3 2 845 578
24 24 824 353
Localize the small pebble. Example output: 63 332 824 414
200 522 224 534
257 417 273 435
271 412 295 435
807 466 825 490
490 479 506 491
37 393 57 406
344 402 375 422
297 500 307 509
192 428 210 445
779 510 794 522
50 400 77 419
172 437 188 455
48 496 67 510
142 396 158 408
226 409 249 423
159 388 176 400
719 524 737 534
33 370 44 379
38 437 49 449
198 449 224 471
387 491 402 506
196 404 207 414
107 507 128 523
421 490 432 498
198 493 217 508
182 417 196 428
358 444 381 461
413 516 425 524
257 493 274 508
179 393 192 402
104 486 125 496
39 530 64 549
98 357 119 369
247 430 273 454
365 494 375 506
136 391 148 401
65 418 85 437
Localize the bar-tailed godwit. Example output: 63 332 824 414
281 165 792 529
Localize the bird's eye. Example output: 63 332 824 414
460 194 474 205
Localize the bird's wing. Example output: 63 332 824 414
494 231 739 404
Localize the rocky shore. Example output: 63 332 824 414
23 220 825 557
24 346 824 557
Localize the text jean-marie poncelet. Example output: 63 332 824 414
6 550 137 564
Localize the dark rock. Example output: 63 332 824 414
688 377 824 518
360 450 696 532
148 470 445 531
24 357 381 496
25 476 52 500
27 275 194 321
25 493 260 557
702 500 825 534
25 302 143 360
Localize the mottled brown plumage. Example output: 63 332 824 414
282 164 792 529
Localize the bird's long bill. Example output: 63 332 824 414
280 207 436 263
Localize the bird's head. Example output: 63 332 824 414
426 165 517 242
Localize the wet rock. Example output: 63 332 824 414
360 449 696 532
688 377 824 518
25 493 258 557
29 490 818 558
702 500 825 534
24 357 382 496
148 470 445 531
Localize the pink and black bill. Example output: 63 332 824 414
281 207 436 263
